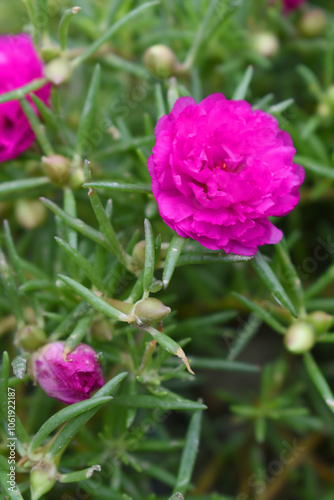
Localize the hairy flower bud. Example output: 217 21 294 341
306 311 333 335
15 325 46 352
134 298 171 326
41 155 71 186
284 322 315 354
30 342 104 404
45 57 73 85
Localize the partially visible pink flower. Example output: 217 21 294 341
0 34 51 163
147 94 304 256
282 0 306 14
31 342 104 404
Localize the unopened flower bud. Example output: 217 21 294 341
306 311 333 335
41 154 71 186
15 325 46 352
45 57 73 85
132 241 146 266
30 342 104 404
252 32 280 58
69 166 85 189
15 199 47 229
134 298 171 326
30 461 57 500
40 41 61 62
298 9 326 38
325 85 334 110
284 322 315 354
91 319 113 342
317 101 331 119
143 45 186 78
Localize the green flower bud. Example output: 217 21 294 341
325 85 334 110
305 311 333 335
284 322 315 354
30 461 57 500
91 319 113 342
69 166 85 189
298 9 326 38
15 199 47 229
252 32 280 58
132 240 146 267
45 57 73 85
41 155 71 186
134 298 171 326
143 45 186 78
40 41 61 62
317 101 331 119
14 325 46 352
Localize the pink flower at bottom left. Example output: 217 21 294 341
0 34 51 163
31 342 105 404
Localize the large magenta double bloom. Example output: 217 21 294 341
0 34 51 163
148 94 304 256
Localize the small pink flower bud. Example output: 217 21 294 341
30 342 104 404
284 322 315 354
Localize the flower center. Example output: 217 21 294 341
212 158 245 174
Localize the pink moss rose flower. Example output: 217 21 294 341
268 0 306 13
31 342 104 404
0 34 51 163
148 94 304 256
282 0 306 13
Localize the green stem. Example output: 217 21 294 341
0 78 48 105
72 1 160 67
59 7 81 52
20 98 54 156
